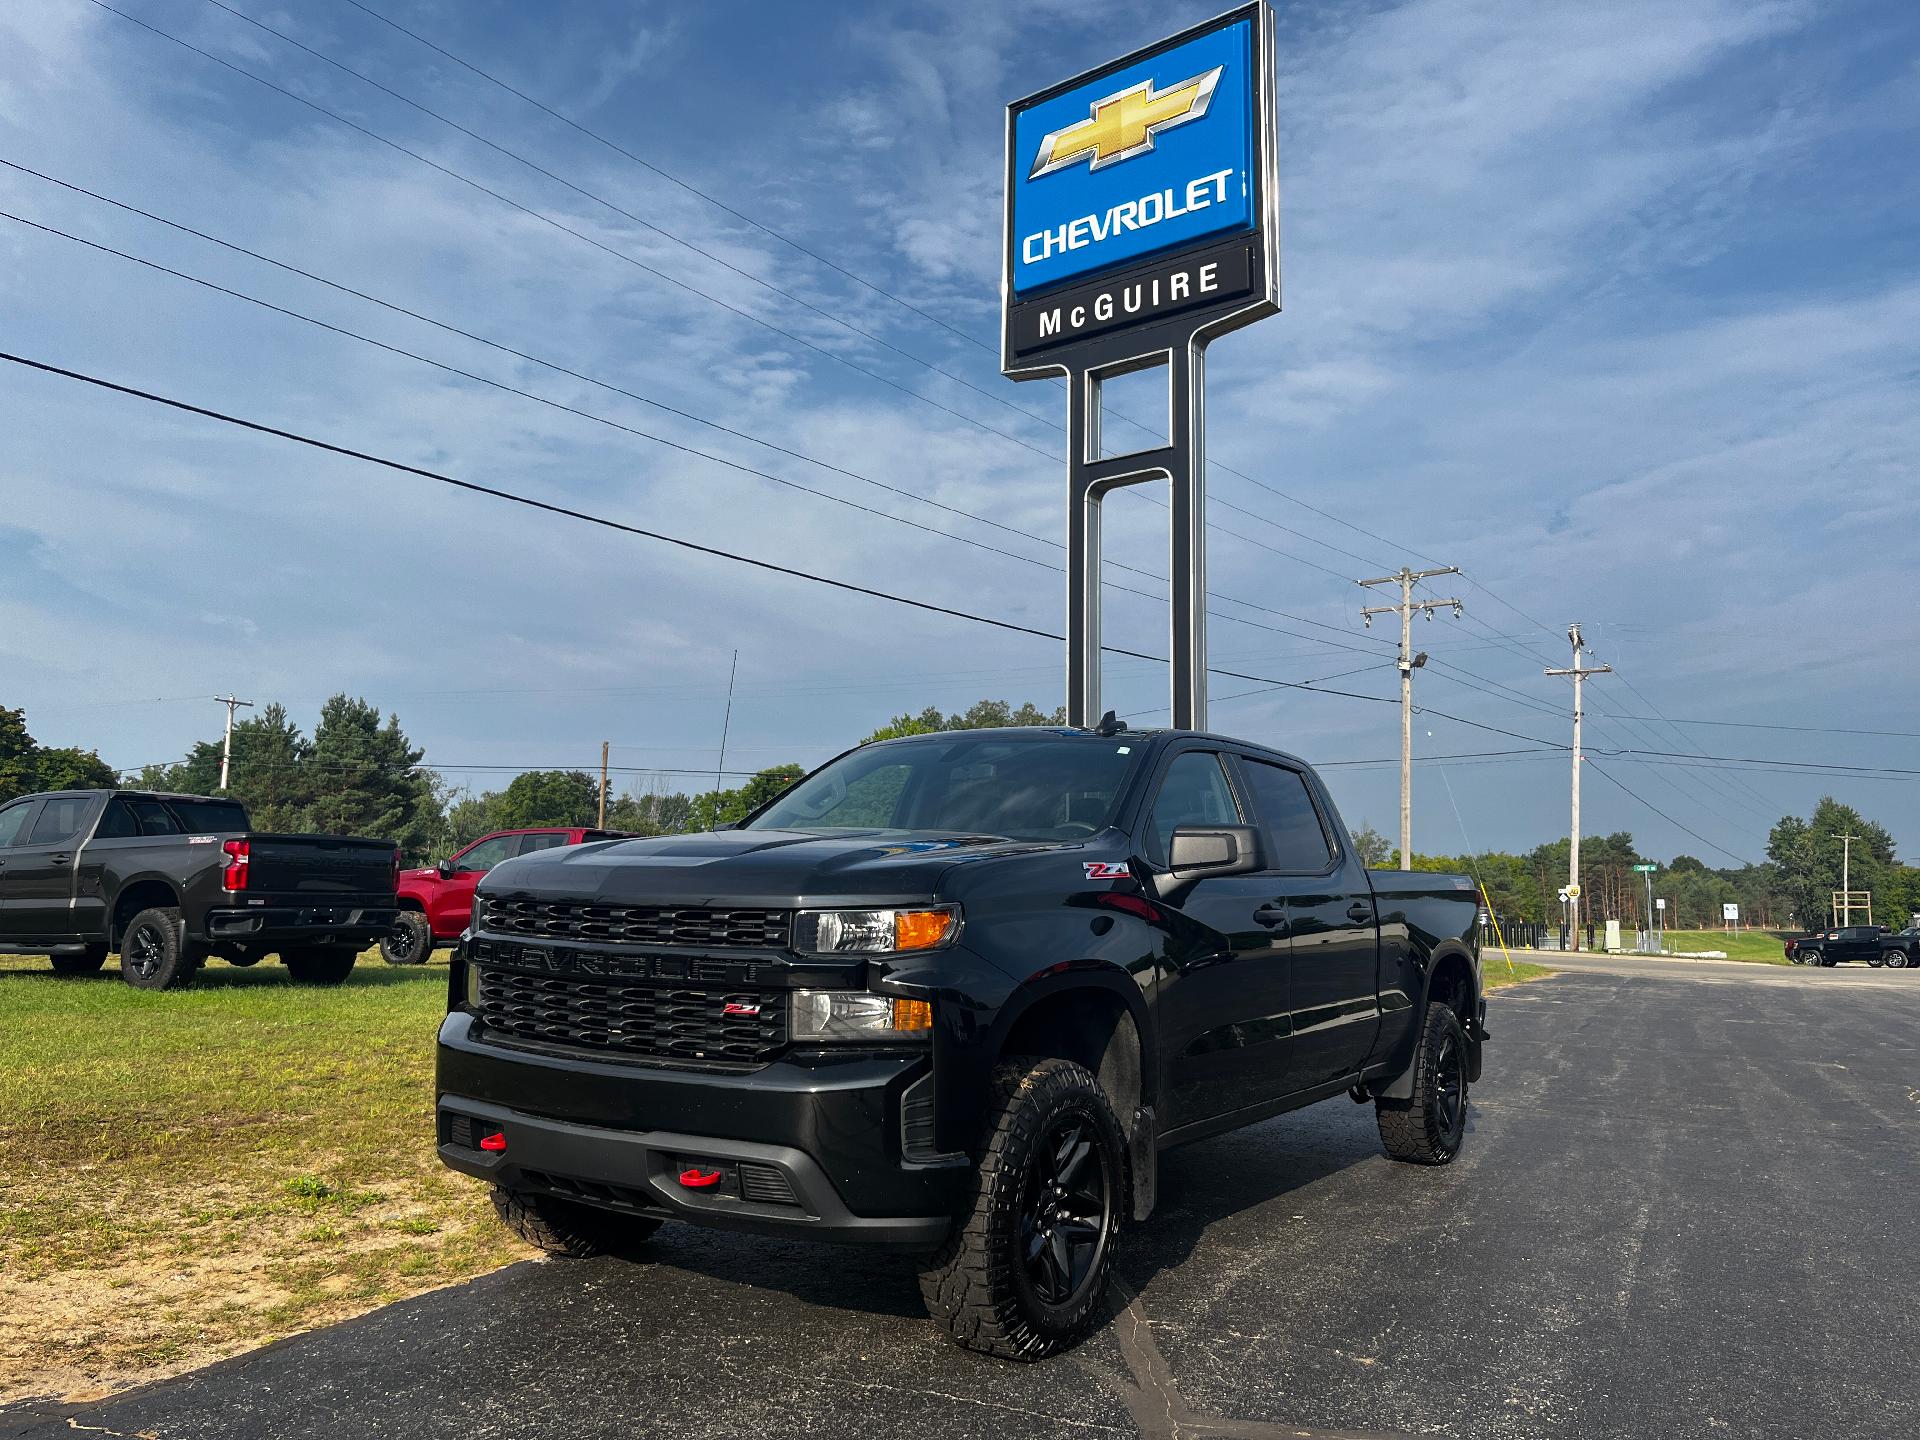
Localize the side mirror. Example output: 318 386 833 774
1168 825 1262 879
437 858 456 879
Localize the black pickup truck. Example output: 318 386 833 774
435 724 1485 1359
1786 925 1887 966
0 789 399 988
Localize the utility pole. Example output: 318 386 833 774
1360 566 1463 869
1546 625 1609 951
213 695 254 792
598 741 610 828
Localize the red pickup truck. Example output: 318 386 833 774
382 827 626 964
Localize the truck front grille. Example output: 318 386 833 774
474 967 786 1068
483 894 791 950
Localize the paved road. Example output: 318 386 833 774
7 966 1917 1440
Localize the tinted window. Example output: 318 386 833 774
96 799 141 839
128 800 183 836
1239 759 1334 871
454 836 516 873
751 736 1141 842
166 798 250 832
1149 752 1241 861
516 833 575 856
29 794 93 845
0 800 34 847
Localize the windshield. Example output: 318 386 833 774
748 734 1143 842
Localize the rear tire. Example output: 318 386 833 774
117 908 201 990
490 1186 661 1258
1376 1002 1469 1165
1868 951 1886 968
379 910 434 966
282 947 358 985
51 945 109 976
917 1057 1126 1361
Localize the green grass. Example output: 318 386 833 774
1481 960 1555 990
0 950 525 1401
1655 929 1795 964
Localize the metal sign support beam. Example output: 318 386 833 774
1065 341 1210 729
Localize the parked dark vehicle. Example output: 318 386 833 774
434 725 1486 1359
1875 927 1919 969
0 789 398 989
384 826 628 966
1787 926 1887 967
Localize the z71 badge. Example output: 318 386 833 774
1083 861 1131 880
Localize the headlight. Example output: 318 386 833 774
791 990 932 1043
792 906 958 955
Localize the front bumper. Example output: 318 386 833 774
436 1012 965 1248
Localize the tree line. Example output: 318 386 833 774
1352 795 1919 931
6 695 1912 930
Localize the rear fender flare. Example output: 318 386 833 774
1376 940 1479 1100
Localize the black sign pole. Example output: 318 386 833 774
1004 1 1279 731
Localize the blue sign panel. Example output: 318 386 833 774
1010 18 1257 299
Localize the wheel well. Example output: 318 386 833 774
998 987 1144 1119
111 880 181 943
1427 950 1475 1021
396 897 426 913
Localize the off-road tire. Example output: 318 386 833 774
51 945 109 976
1376 1001 1469 1165
380 910 434 966
490 1186 662 1258
917 1057 1127 1361
282 947 358 985
117 907 201 990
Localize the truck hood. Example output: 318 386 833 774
478 828 1059 908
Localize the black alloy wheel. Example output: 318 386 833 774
117 906 199 990
380 910 433 966
1432 1023 1466 1138
1016 1116 1114 1312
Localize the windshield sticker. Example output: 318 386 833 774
1084 861 1131 879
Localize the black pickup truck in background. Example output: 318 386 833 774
0 789 399 988
435 722 1486 1359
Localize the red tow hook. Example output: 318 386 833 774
678 1166 723 1189
479 1131 507 1153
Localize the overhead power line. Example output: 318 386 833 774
95 0 1413 586
0 202 1376 657
0 349 1419 712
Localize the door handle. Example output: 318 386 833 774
50 853 73 865
1346 901 1374 924
1253 904 1288 929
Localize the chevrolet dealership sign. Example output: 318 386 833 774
1002 3 1279 373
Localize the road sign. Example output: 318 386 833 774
1632 863 1658 872
1557 888 1570 903
1565 883 1582 900
1656 897 1667 911
1722 903 1740 921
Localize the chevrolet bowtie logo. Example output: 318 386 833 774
1029 66 1224 180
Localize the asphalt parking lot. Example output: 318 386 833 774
7 958 1918 1440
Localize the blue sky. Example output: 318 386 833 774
1 0 1916 865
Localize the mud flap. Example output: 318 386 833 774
1129 1106 1156 1221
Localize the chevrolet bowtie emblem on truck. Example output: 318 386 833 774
1029 66 1223 179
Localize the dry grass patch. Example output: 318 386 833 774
0 952 528 1402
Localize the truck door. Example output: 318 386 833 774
433 833 519 935
1147 749 1293 1127
1232 756 1382 1093
5 793 98 939
0 798 43 940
